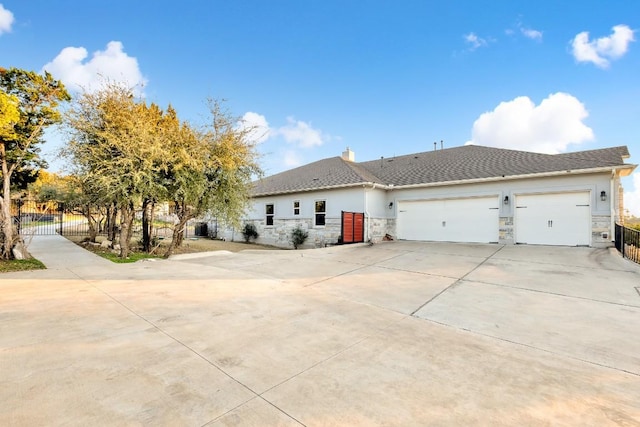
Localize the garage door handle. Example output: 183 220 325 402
576 204 589 207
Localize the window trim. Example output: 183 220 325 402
314 199 326 227
293 200 300 216
265 203 274 227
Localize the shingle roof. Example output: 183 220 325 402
252 145 632 196
252 156 384 196
359 145 631 186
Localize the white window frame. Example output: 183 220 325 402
265 203 274 227
293 200 300 216
314 200 326 227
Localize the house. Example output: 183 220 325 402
228 145 636 249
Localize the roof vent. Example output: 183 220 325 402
342 147 355 162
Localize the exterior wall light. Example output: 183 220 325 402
388 202 394 209
503 196 509 205
600 190 607 201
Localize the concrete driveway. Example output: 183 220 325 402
1 236 640 426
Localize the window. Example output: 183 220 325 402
293 201 300 216
266 204 274 226
315 200 326 226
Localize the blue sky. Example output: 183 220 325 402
1 1 639 214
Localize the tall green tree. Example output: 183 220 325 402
162 100 261 257
0 67 69 259
64 82 166 258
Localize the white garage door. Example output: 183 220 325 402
397 197 499 243
515 192 590 246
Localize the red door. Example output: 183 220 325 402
341 211 365 244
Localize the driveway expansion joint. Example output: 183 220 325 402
469 279 640 309
424 318 640 378
410 245 506 316
80 280 266 397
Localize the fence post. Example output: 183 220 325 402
58 202 63 235
16 199 22 235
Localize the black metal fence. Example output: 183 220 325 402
615 223 640 264
11 199 205 240
11 199 65 235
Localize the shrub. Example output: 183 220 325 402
290 225 308 249
242 223 259 243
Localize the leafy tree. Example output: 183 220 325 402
161 100 261 257
64 86 261 259
63 82 166 258
0 68 69 259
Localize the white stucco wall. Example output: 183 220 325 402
246 187 366 221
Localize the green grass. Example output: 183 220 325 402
0 258 46 273
97 251 160 263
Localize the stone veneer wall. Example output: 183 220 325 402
591 215 612 247
368 217 396 242
499 216 514 244
241 216 397 248
244 217 342 249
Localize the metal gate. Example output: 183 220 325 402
11 199 65 236
341 211 364 244
615 223 640 264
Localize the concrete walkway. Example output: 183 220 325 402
1 235 640 425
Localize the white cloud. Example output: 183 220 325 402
466 92 594 153
464 32 488 50
0 3 14 35
238 112 271 143
521 27 542 41
236 113 331 149
508 20 543 41
42 41 147 93
571 24 635 68
625 173 640 217
275 117 326 148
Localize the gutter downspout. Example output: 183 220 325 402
610 168 615 242
364 184 373 242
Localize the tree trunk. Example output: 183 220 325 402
175 201 187 247
164 216 189 258
149 201 155 246
118 202 134 258
142 198 151 252
81 204 98 242
1 143 15 259
175 225 185 247
107 204 118 242
163 201 191 258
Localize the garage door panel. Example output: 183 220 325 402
515 192 590 246
397 197 498 243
